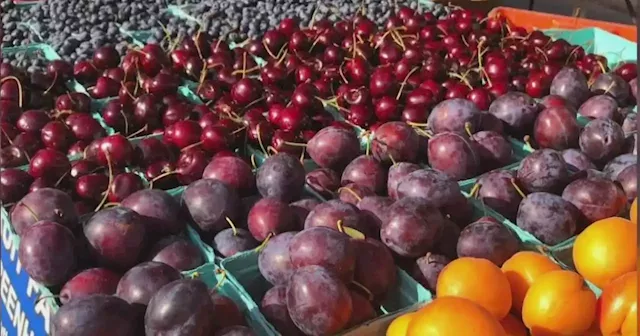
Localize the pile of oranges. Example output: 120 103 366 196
387 199 637 336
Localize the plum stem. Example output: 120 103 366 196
469 183 481 198
396 66 420 100
464 122 474 137
181 141 204 152
149 171 178 189
510 178 527 199
413 128 432 139
523 135 533 150
95 151 113 212
0 76 24 108
213 269 227 290
338 187 362 203
255 232 274 252
225 217 238 236
351 280 374 301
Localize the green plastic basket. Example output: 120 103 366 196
220 249 432 336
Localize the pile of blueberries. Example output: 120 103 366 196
2 0 450 71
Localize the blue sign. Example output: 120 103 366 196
1 218 56 336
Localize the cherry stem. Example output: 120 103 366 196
351 280 374 302
43 71 58 95
338 187 362 203
523 135 533 149
255 232 274 252
54 169 70 188
510 178 527 199
413 127 432 138
149 171 178 190
338 63 349 84
396 67 420 100
1 76 24 108
282 141 307 147
118 110 130 136
262 40 278 60
95 151 113 212
250 154 258 170
241 51 247 79
127 124 148 139
256 123 268 157
103 202 121 208
181 141 203 152
266 146 279 156
299 147 306 164
388 153 397 165
225 217 238 236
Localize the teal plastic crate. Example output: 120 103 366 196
220 249 432 336
183 262 278 335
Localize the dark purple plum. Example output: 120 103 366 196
578 95 620 121
387 162 421 200
10 187 78 236
52 295 137 336
116 261 181 312
148 236 204 271
84 207 146 270
395 169 461 208
209 290 246 330
341 155 387 194
428 132 480 180
256 153 305 202
121 189 182 238
371 121 420 164
357 196 394 232
434 219 461 259
616 164 637 203
144 279 215 336
239 195 261 225
304 200 368 235
0 168 33 204
516 149 569 194
380 197 446 257
412 252 451 291
258 231 298 285
202 156 255 196
290 198 321 228
533 105 581 150
550 67 590 108
213 228 258 257
471 131 513 169
289 226 356 281
261 285 303 335
352 238 396 299
623 133 637 155
562 176 627 224
475 170 522 221
629 77 637 100
247 197 297 241
516 192 579 245
338 182 375 206
488 92 539 134
60 268 121 305
305 168 340 198
456 218 519 266
182 178 240 236
622 112 636 135
307 126 360 171
602 154 637 180
346 290 376 328
579 119 625 164
562 149 596 172
428 98 481 134
215 326 255 336
440 192 474 228
590 73 630 105
286 265 352 335
19 221 76 286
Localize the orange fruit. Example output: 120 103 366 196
436 257 512 319
407 296 506 336
502 251 561 314
522 270 597 336
386 312 417 336
573 217 637 288
596 271 638 336
500 314 528 336
630 198 637 225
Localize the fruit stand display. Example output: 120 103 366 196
1 0 638 335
